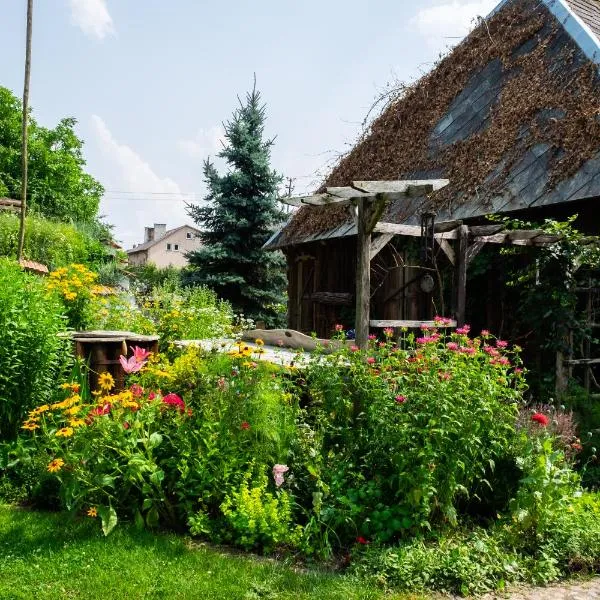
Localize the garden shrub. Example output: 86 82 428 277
293 323 525 552
0 259 71 439
0 212 99 269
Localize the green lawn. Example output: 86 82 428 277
0 505 422 600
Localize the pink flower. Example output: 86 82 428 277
130 384 144 398
483 346 500 357
335 324 344 332
148 392 156 401
417 334 439 344
481 329 490 337
455 325 471 335
383 327 394 337
446 342 459 351
459 346 476 355
395 395 406 404
273 464 289 487
162 393 185 412
439 371 452 381
514 367 523 375
366 357 376 364
119 355 146 374
378 342 386 348
350 345 360 352
217 377 226 390
277 339 284 347
368 334 377 341
496 340 508 348
132 346 152 363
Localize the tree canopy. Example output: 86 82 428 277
0 86 103 224
186 85 287 326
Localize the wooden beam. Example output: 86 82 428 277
353 179 450 194
466 241 485 265
564 358 600 366
370 319 457 328
370 233 395 260
456 225 469 327
326 186 371 199
435 238 455 265
374 222 458 239
355 198 372 350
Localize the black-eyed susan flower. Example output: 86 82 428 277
56 427 74 438
47 458 65 473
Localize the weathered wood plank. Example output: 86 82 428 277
370 233 395 260
326 186 372 199
456 225 469 327
356 198 371 350
374 222 458 239
564 358 600 366
466 241 485 265
370 319 457 328
353 179 450 194
435 238 456 265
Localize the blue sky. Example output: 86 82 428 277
1 0 496 247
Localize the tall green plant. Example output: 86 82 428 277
186 83 287 326
0 259 71 439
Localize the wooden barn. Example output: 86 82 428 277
265 0 600 349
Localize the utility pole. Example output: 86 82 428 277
285 177 294 213
17 0 33 260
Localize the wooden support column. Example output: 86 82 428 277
355 197 372 350
456 224 469 327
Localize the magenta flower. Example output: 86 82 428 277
395 395 406 404
130 384 144 398
496 340 508 348
368 334 377 341
335 324 344 332
162 393 185 412
119 355 146 374
455 325 471 335
132 346 152 363
273 464 289 487
481 329 490 337
446 342 459 351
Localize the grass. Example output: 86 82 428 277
0 505 423 600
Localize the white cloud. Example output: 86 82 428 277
177 126 225 160
411 0 497 48
68 0 115 40
91 115 195 248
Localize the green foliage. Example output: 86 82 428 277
220 472 301 552
0 259 71 439
0 86 103 223
186 84 287 326
293 324 524 553
128 263 182 292
0 212 106 269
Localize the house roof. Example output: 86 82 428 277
126 225 202 254
268 0 600 249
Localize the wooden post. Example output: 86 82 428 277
456 225 469 327
355 198 372 349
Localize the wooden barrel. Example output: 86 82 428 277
71 330 159 392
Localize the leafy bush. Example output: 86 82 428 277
293 323 525 552
0 259 70 439
0 212 107 269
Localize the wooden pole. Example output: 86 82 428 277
456 224 469 327
355 198 371 349
17 0 33 261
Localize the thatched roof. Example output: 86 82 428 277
268 0 600 249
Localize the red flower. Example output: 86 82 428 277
241 421 250 430
395 395 406 404
531 412 550 426
350 345 360 352
366 357 376 365
356 536 369 545
123 421 130 430
148 392 156 401
162 393 185 412
130 384 144 398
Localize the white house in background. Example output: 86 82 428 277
126 223 203 268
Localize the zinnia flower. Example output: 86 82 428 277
162 393 185 412
47 458 65 473
531 412 550 426
273 464 289 487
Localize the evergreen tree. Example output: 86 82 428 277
186 85 287 326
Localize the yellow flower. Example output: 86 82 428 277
60 383 72 390
56 427 74 438
68 418 86 428
47 458 65 473
87 507 98 518
253 348 266 355
98 372 115 391
64 291 77 301
30 404 50 416
21 421 40 431
255 338 265 346
65 405 82 416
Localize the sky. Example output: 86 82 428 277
1 0 497 248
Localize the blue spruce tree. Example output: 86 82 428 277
186 85 287 326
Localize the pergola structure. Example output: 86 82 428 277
281 179 572 350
